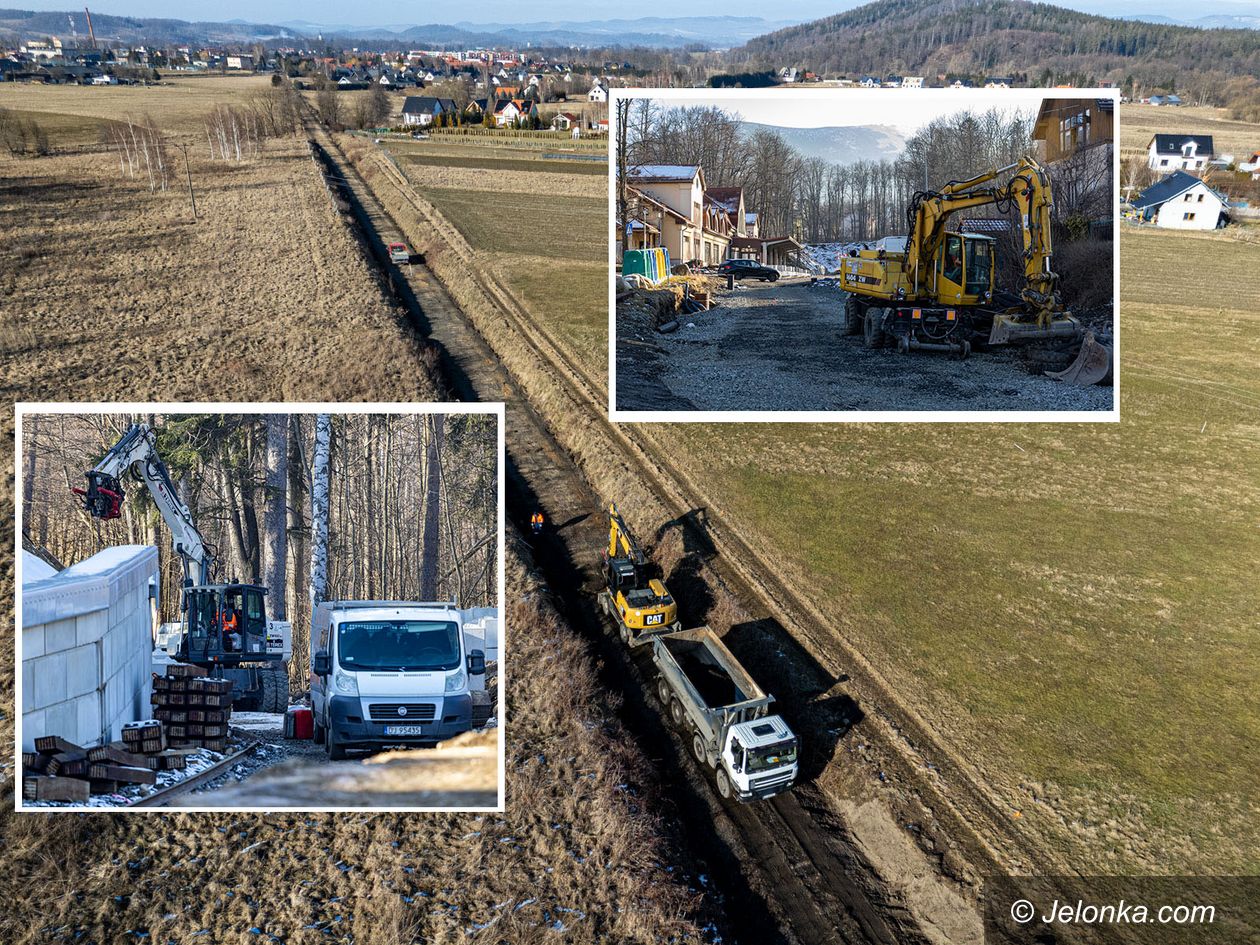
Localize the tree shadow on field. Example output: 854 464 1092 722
0 177 104 203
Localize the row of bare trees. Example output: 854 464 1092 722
22 412 498 688
0 107 50 157
206 86 301 162
102 115 171 192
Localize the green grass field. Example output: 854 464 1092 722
417 186 605 262
659 225 1260 872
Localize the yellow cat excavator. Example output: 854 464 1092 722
838 155 1110 384
599 503 680 643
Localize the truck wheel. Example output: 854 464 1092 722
669 698 685 727
260 667 289 713
844 297 864 336
326 723 347 761
692 733 708 765
657 678 673 708
864 308 888 349
715 768 733 800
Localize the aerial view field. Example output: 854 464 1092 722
380 134 611 378
379 112 1260 875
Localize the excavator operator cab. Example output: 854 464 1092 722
181 582 274 666
935 232 995 306
73 471 126 521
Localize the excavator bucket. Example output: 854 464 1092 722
1046 331 1112 386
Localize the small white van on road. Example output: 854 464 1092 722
310 600 486 760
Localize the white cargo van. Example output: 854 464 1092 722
310 600 486 760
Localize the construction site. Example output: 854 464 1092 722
18 410 500 810
613 95 1116 415
1 69 1258 945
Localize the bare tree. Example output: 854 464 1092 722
262 414 288 620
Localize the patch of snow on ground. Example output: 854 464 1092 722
21 551 56 584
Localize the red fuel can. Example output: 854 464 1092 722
285 706 314 740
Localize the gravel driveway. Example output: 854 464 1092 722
615 280 1114 413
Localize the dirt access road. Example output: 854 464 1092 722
308 123 944 944
616 280 1113 413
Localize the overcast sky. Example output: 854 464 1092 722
12 0 1260 28
641 90 1054 139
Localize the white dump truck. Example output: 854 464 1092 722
647 625 798 801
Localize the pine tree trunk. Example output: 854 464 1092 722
419 414 444 599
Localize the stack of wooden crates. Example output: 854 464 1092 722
151 663 234 752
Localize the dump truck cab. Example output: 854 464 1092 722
724 714 799 801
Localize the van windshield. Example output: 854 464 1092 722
337 620 461 672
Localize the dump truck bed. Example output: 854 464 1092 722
652 626 767 713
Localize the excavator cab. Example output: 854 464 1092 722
73 470 125 521
603 503 680 639
934 232 995 306
181 582 277 667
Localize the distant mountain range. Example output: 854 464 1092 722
0 10 795 49
1125 13 1260 29
743 122 907 165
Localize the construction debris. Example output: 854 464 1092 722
20 665 238 804
152 671 235 753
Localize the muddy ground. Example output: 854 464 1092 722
616 280 1114 413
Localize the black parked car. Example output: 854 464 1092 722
716 258 780 282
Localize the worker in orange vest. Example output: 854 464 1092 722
220 605 240 651
530 511 545 535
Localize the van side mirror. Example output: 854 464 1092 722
467 649 486 676
313 650 331 676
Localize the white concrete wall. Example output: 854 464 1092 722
21 545 158 751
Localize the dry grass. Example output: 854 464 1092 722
0 541 709 944
0 139 439 407
0 74 273 141
1119 103 1260 160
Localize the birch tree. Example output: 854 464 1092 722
262 414 288 619
309 413 332 614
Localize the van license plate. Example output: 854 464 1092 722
384 725 426 736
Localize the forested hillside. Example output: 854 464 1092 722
727 0 1260 102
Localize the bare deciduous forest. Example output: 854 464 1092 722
625 101 1112 303
21 412 498 687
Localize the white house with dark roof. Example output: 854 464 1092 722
401 96 458 126
1148 134 1213 172
1131 170 1228 230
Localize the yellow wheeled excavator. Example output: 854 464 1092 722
599 503 680 643
838 155 1110 383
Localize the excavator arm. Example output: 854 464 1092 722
75 423 213 587
904 156 1060 326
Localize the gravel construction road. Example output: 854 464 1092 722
616 280 1114 413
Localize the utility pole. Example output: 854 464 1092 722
178 141 197 219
